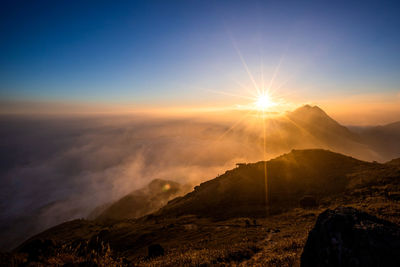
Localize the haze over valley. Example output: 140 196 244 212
1 1 400 266
1 105 400 250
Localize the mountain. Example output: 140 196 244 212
2 105 400 253
234 105 382 162
287 105 360 144
8 149 400 266
387 158 400 166
284 105 379 161
91 179 190 221
156 149 371 218
356 121 400 160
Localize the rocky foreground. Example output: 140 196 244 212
2 149 400 266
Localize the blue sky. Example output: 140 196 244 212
1 0 400 109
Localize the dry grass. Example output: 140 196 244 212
6 154 400 266
6 192 400 266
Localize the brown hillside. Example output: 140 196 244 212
157 149 371 218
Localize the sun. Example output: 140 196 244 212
254 91 276 111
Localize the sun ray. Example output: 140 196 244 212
254 91 277 111
216 108 256 141
263 112 269 216
228 76 259 98
207 89 255 101
268 54 285 90
229 35 261 95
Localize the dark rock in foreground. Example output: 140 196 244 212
301 206 400 267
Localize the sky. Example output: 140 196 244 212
2 0 400 249
1 0 400 122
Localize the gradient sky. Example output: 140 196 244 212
1 0 400 116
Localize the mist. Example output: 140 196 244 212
0 112 266 249
0 107 398 250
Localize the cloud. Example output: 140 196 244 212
0 113 266 249
1 105 398 250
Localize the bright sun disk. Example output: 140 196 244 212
255 92 276 111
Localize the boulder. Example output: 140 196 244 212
301 206 400 267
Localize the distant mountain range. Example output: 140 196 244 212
350 121 400 160
2 104 400 255
253 105 400 162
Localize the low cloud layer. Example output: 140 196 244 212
0 113 268 249
1 108 399 250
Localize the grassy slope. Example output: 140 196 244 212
9 149 400 266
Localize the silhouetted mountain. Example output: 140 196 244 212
156 149 371 218
92 179 190 221
8 149 400 266
2 106 400 253
284 105 378 160
387 158 400 166
356 121 400 160
231 105 381 162
288 105 360 142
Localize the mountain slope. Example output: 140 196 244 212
92 179 190 221
234 105 381 162
357 121 400 160
156 149 371 218
284 105 378 160
9 149 400 266
287 105 360 143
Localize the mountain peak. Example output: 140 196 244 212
291 104 328 117
286 104 361 145
157 149 368 219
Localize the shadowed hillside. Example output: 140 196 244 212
287 105 361 144
92 179 190 221
357 121 400 160
6 149 400 266
3 106 400 250
284 106 377 160
157 149 370 218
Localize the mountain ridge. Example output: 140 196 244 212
156 149 371 218
9 148 400 266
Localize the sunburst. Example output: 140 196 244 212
254 91 277 111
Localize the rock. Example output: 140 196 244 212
299 195 318 208
148 243 164 258
301 206 400 267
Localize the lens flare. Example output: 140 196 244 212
162 183 171 192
